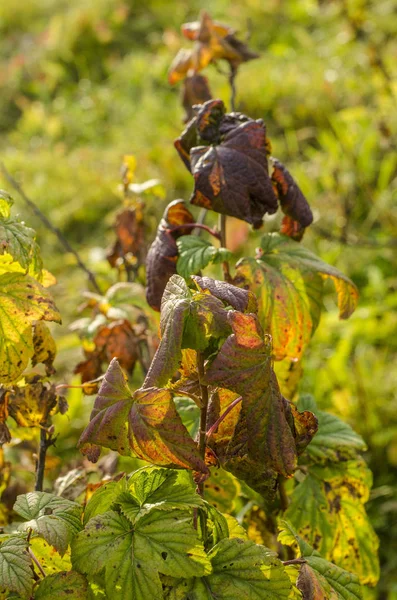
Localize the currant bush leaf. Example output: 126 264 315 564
279 522 362 600
0 214 42 276
0 537 32 599
0 272 61 384
285 460 379 585
29 538 72 574
235 233 358 360
297 395 366 462
34 571 89 600
176 236 231 279
14 492 82 555
83 478 128 525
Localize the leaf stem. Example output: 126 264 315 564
28 548 46 578
167 222 221 240
206 396 242 441
278 476 289 512
218 214 231 282
228 65 238 112
0 162 101 293
197 352 209 496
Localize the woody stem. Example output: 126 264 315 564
197 351 209 496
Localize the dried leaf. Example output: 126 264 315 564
107 206 145 268
31 322 57 375
271 159 313 229
192 275 257 313
190 116 278 227
7 379 59 427
182 74 212 122
145 200 194 311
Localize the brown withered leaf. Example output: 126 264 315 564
75 319 139 383
168 11 258 84
271 159 313 230
297 563 328 599
107 206 145 268
190 117 278 227
283 398 318 455
145 200 194 311
6 377 60 428
31 321 57 376
182 74 212 123
280 215 306 242
79 358 208 474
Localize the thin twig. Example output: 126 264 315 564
282 558 306 566
228 65 238 112
219 214 231 281
167 222 221 240
35 427 54 492
0 163 101 293
29 548 46 578
206 396 242 441
197 352 209 496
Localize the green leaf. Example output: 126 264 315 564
0 190 13 218
83 478 128 525
203 469 241 514
279 522 362 600
72 509 211 600
174 538 291 599
0 537 32 599
144 275 230 387
34 571 89 600
14 492 82 555
176 236 231 279
0 216 42 276
29 538 72 574
285 460 379 586
118 468 204 523
133 509 211 578
0 272 61 384
297 395 367 462
235 233 358 360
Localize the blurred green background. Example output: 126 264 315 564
1 0 396 597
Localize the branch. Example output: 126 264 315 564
282 558 306 566
28 548 46 578
228 65 238 112
0 163 101 293
167 222 221 240
219 214 231 281
35 426 55 492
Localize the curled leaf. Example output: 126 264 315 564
271 159 313 230
107 206 145 269
145 200 194 311
182 74 212 122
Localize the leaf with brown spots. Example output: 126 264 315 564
31 321 57 376
128 386 208 474
285 459 379 586
235 234 358 361
205 312 314 493
0 272 61 384
6 378 60 428
79 359 208 474
145 200 195 311
34 570 89 600
279 521 363 600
